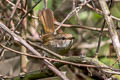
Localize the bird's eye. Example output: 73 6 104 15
61 37 65 40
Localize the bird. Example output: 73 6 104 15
39 8 74 55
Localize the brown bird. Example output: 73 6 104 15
39 8 74 55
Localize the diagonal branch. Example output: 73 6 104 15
0 22 69 80
15 0 42 30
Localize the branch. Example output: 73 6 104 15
27 41 63 59
1 40 119 79
9 0 20 23
15 0 42 30
98 0 120 60
3 56 120 80
54 21 108 32
0 43 110 69
54 0 92 34
0 22 69 80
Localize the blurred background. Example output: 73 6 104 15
0 0 120 80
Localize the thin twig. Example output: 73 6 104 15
9 0 21 25
0 48 5 61
111 16 120 21
54 0 92 34
95 20 105 56
6 0 39 20
87 3 120 21
5 0 26 13
54 21 108 32
15 0 42 31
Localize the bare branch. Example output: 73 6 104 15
0 22 69 80
98 0 120 60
